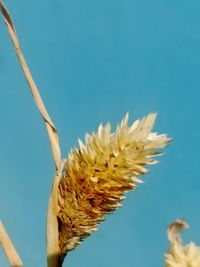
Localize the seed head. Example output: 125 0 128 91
57 113 170 261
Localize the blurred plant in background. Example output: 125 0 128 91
165 220 200 267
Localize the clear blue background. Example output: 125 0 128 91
0 0 200 266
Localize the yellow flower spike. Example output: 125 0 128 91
57 113 170 264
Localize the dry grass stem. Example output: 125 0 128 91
0 0 61 170
0 221 23 267
165 219 200 267
0 2 62 266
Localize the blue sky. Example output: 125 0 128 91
0 0 200 266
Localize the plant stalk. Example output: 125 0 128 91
0 221 24 267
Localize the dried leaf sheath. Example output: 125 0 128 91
57 113 170 262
